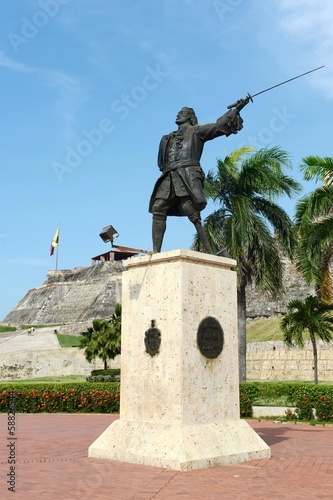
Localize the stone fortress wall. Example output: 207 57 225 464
247 340 333 382
246 257 315 318
4 261 123 325
245 258 333 381
0 348 120 381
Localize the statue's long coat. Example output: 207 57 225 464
149 111 242 216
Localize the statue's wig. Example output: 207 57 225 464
180 107 198 125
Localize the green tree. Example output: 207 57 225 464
280 295 333 384
295 156 333 304
191 146 301 382
79 305 122 370
106 303 122 361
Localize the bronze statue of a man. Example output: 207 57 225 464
149 105 245 253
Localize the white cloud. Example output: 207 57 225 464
0 50 89 140
44 69 89 140
277 0 333 39
0 50 32 73
273 0 333 98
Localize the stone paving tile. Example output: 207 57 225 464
0 414 333 499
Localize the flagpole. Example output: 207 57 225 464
56 245 59 271
56 224 60 271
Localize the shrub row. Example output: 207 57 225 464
1 381 331 419
91 369 121 377
86 375 121 382
0 383 120 413
240 382 333 421
239 392 253 418
292 394 333 421
287 384 333 405
0 381 251 418
240 381 333 406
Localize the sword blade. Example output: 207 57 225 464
251 65 325 98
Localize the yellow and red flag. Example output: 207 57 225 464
50 226 60 256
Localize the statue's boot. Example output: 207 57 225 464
193 221 214 254
152 215 167 253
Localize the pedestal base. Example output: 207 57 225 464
89 418 270 471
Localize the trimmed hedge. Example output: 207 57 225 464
239 382 260 402
241 381 333 421
314 395 333 421
0 383 120 413
0 381 251 417
286 383 333 405
88 369 121 382
1 381 332 419
91 369 120 377
86 375 121 382
294 396 314 420
239 392 253 418
241 381 333 406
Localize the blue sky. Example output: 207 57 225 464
1 0 333 321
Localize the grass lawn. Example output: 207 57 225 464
246 316 311 343
253 395 290 407
0 375 86 384
56 333 84 348
0 325 16 333
0 324 62 333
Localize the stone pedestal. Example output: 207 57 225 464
89 249 270 470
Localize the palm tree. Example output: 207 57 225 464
104 303 122 362
79 305 122 370
280 295 333 384
191 146 302 381
295 156 333 304
79 318 110 370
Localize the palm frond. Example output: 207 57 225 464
196 146 300 297
228 146 254 165
295 186 333 226
301 156 333 184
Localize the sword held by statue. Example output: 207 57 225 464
227 65 325 112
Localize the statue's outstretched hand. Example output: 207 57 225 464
224 108 244 133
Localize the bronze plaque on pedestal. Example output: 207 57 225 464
145 320 161 356
197 316 224 359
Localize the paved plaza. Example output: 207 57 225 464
0 413 332 499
